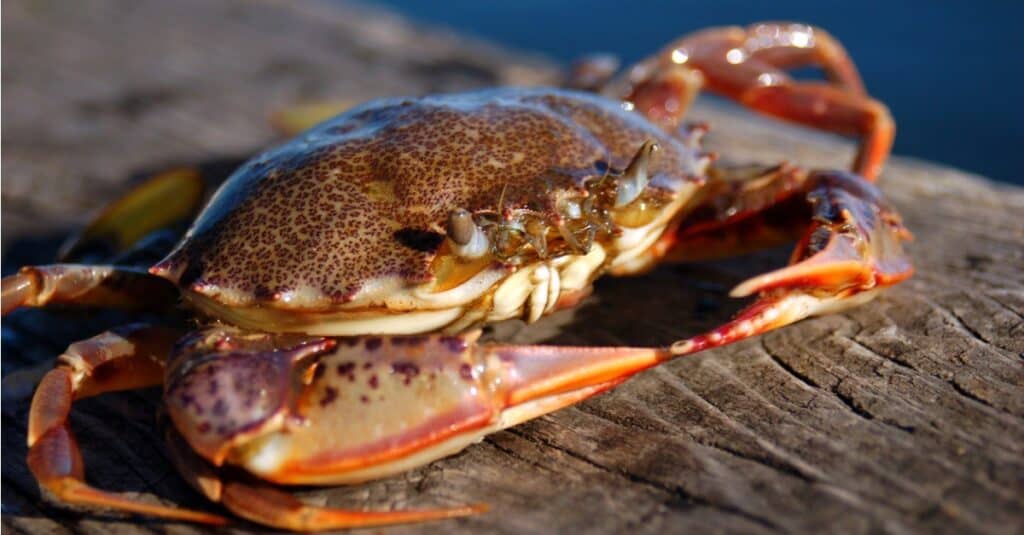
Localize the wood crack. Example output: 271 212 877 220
756 337 916 435
757 338 827 391
505 427 781 530
948 379 1011 417
846 324 1022 420
576 387 817 485
649 366 832 483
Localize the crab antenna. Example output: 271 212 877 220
447 209 490 259
615 140 659 207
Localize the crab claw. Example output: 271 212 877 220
483 344 670 427
672 170 913 356
729 170 913 298
615 140 660 207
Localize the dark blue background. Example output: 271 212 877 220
364 1 1023 185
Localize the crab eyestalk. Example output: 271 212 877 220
615 140 659 207
446 209 490 259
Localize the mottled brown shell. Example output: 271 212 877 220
152 88 703 309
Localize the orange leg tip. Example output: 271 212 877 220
465 502 490 515
221 476 484 531
36 477 230 526
285 503 483 531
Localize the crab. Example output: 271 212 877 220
3 23 913 531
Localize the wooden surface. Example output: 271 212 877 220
2 1 1022 533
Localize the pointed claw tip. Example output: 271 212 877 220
728 281 756 298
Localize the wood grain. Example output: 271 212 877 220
3 1 1022 533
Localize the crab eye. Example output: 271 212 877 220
615 140 659 207
446 209 490 259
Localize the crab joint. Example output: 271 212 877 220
615 140 659 207
447 209 490 259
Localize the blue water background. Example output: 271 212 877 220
363 0 1024 185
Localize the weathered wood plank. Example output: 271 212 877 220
3 1 1022 533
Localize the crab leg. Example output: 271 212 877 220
619 22 893 180
667 23 866 97
220 478 481 532
26 324 228 525
739 82 892 181
1 264 178 315
163 424 483 532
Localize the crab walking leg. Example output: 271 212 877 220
741 83 893 181
219 479 482 532
663 23 867 96
617 63 706 133
26 324 228 526
161 429 483 532
619 22 892 180
1 264 178 315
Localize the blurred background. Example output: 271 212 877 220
361 0 1024 185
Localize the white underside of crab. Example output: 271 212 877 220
185 245 608 336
